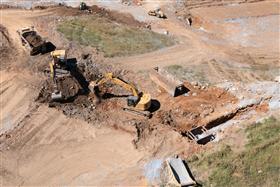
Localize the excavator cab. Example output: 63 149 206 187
127 96 139 107
51 50 67 68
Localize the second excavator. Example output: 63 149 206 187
89 73 151 111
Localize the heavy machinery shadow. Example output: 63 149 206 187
102 93 130 99
31 41 56 56
149 99 161 112
42 42 56 54
67 58 90 95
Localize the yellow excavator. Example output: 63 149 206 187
48 50 69 101
89 73 151 112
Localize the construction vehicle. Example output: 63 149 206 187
48 50 70 101
17 26 47 55
49 61 63 101
89 73 151 111
50 50 68 69
148 8 166 19
79 2 88 10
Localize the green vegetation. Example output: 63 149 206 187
188 117 280 187
57 17 174 57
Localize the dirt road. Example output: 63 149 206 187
0 0 279 185
110 0 279 84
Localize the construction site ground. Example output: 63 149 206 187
0 0 279 185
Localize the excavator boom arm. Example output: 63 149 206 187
94 73 139 97
111 78 138 96
90 73 151 111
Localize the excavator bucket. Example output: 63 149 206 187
51 90 62 101
135 93 151 111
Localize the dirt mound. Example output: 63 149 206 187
0 4 23 9
91 5 144 27
0 25 11 47
0 25 14 68
37 76 80 103
43 4 143 28
0 4 13 9
155 83 237 133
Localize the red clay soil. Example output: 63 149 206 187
156 82 237 132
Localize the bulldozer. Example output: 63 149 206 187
89 73 151 112
148 8 166 19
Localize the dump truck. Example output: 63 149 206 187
17 26 47 55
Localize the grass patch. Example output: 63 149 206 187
188 117 280 187
57 17 174 57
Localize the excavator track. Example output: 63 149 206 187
122 107 152 119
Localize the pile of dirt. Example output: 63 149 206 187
0 25 14 68
156 83 238 133
0 4 13 9
37 76 80 103
97 6 144 27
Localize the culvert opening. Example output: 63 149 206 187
181 126 216 145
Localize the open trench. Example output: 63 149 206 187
182 96 270 145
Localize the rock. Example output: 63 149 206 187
192 92 197 96
189 113 199 120
191 81 198 86
184 92 190 96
